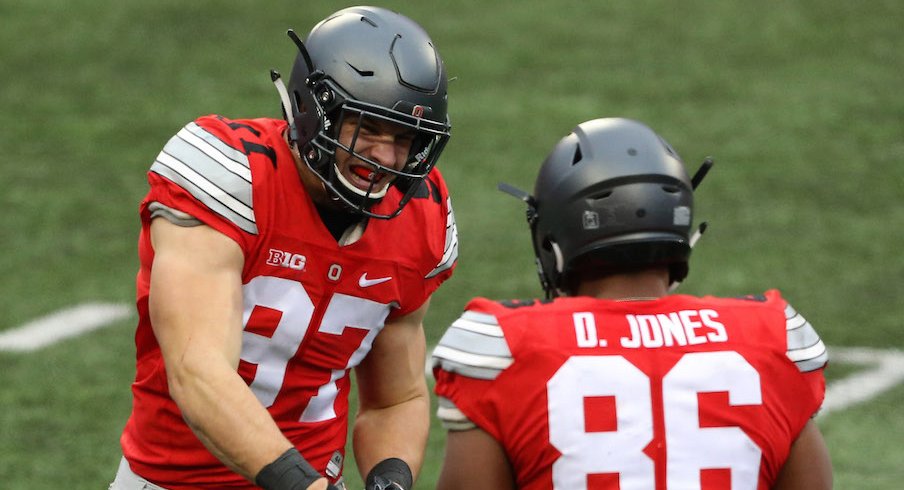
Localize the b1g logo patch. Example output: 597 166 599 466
266 248 306 271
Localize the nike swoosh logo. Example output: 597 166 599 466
359 273 392 288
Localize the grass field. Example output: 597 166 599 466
1 0 902 488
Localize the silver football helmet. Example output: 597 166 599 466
501 118 712 297
273 6 451 219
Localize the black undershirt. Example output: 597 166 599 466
314 202 362 242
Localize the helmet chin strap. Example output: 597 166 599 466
273 68 342 206
270 70 298 143
550 240 565 274
667 221 707 292
498 182 559 297
667 157 715 292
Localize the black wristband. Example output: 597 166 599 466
255 447 324 490
365 458 413 490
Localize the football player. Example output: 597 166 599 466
432 118 831 489
111 6 457 490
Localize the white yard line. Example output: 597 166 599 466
819 346 904 416
0 303 132 352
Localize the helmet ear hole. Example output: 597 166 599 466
548 240 565 273
540 236 553 252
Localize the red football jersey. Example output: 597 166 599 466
433 291 827 490
121 115 458 488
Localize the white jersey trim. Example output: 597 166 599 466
426 196 459 278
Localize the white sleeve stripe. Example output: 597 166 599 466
787 339 827 362
433 357 507 380
442 419 478 431
790 342 828 373
449 318 504 337
437 396 457 409
164 132 252 195
785 314 808 330
437 405 468 422
147 202 203 227
177 127 251 182
436 397 477 431
796 354 829 373
432 345 513 370
783 302 828 372
787 322 821 350
152 153 258 234
460 310 500 325
426 197 458 278
185 122 250 168
438 328 511 359
154 152 253 219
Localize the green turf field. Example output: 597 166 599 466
1 0 902 488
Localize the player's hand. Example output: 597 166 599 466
304 478 342 490
296 476 346 490
302 477 330 490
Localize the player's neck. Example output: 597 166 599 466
575 268 670 301
314 201 362 242
284 130 364 242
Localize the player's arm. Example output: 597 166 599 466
775 297 831 488
436 428 515 490
149 218 328 490
432 304 514 490
773 419 833 490
352 299 433 490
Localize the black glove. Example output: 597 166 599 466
365 458 412 490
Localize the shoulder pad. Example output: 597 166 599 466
432 310 512 381
150 120 257 234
